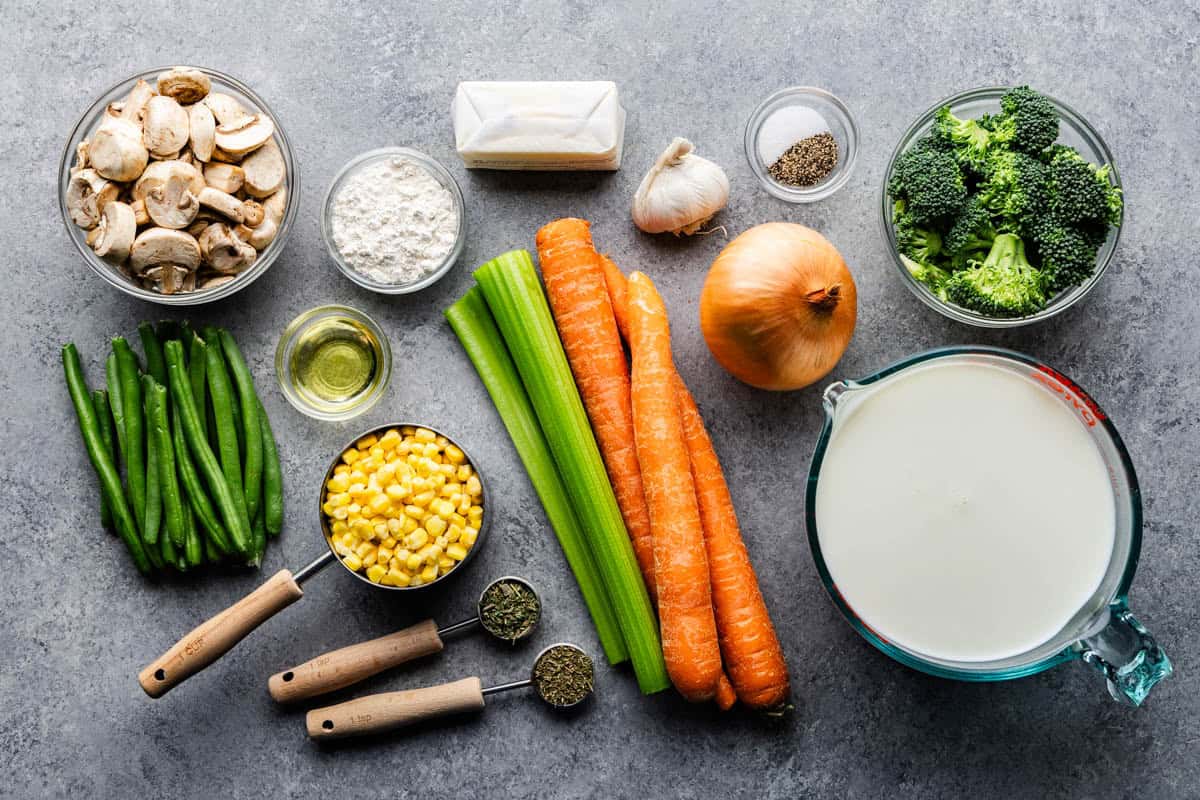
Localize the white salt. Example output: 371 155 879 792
757 105 831 166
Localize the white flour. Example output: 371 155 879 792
330 156 459 285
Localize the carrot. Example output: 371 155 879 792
715 673 737 711
627 271 722 702
599 254 632 342
673 373 791 709
536 219 656 603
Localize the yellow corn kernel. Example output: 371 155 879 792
405 552 423 571
433 500 454 519
438 463 455 477
341 449 360 465
446 543 468 561
380 568 407 587
415 428 436 442
342 553 363 571
409 576 425 587
432 474 448 488
468 505 484 521
327 492 352 508
347 503 362 517
400 425 415 435
445 526 460 543
366 563 387 583
402 516 419 534
396 440 412 455
356 457 379 474
326 474 351 493
368 494 391 515
362 550 378 568
334 540 354 557
330 520 349 537
406 453 421 467
438 556 456 571
356 433 378 450
377 546 394 562
334 463 351 476
466 476 482 497
424 543 443 563
386 519 403 536
449 512 466 528
420 565 439 583
385 484 407 502
355 540 376 558
321 501 336 516
340 531 358 547
425 516 447 537
373 522 388 539
439 482 459 498
434 534 448 549
331 506 349 520
435 435 448 448
462 527 478 547
444 444 465 465
369 444 384 459
381 535 397 549
345 484 365 502
402 505 423 520
412 490 436 508
455 465 472 482
376 463 397 485
406 528 429 550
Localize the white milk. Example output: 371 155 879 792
814 360 1115 663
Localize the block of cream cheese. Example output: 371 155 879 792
452 81 626 170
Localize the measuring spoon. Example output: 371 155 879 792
306 643 593 741
268 576 540 703
137 422 490 698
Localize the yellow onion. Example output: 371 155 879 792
699 223 856 390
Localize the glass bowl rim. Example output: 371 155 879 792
320 146 467 295
58 65 300 306
879 85 1123 328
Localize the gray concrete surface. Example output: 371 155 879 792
2 1 1197 797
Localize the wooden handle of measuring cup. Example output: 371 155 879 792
268 619 445 703
139 570 304 698
306 677 485 740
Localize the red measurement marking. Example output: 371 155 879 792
1030 366 1105 427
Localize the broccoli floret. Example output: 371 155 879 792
1047 148 1123 226
943 197 996 268
944 233 1047 317
1000 86 1059 154
976 150 1050 232
894 202 944 265
1029 220 1099 292
887 147 967 224
933 106 1012 174
902 255 952 299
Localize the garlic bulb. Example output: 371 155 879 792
632 138 730 235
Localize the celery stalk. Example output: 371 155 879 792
473 251 670 694
445 288 629 665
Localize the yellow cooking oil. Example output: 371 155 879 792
290 315 382 409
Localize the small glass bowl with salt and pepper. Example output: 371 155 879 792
321 146 467 294
744 86 859 203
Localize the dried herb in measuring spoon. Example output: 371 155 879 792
532 644 594 708
479 578 541 642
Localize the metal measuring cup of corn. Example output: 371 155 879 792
306 643 594 741
139 422 489 698
269 576 541 703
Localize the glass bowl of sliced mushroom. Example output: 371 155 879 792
59 66 298 304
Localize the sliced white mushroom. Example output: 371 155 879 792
202 162 244 194
199 274 237 290
197 186 245 223
71 140 90 176
143 96 190 158
240 140 285 198
130 198 150 226
262 187 287 224
134 160 205 202
91 201 137 262
90 117 148 182
145 174 200 229
202 92 248 125
214 115 274 157
240 200 265 227
176 148 194 165
187 219 210 238
104 101 125 119
209 145 242 164
142 264 192 294
66 169 120 229
187 101 215 162
234 219 277 250
156 67 211 104
122 80 157 124
129 228 201 275
199 223 257 273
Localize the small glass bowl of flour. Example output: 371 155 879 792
323 147 466 293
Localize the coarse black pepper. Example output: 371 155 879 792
768 132 839 187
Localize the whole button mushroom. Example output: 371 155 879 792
89 80 153 181
156 67 211 104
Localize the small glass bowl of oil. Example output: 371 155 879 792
275 305 392 421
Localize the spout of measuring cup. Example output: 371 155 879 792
821 381 854 417
1076 603 1171 706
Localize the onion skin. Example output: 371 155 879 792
699 223 857 391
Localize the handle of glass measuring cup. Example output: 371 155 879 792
306 677 485 741
268 619 445 704
138 569 305 698
1077 601 1172 706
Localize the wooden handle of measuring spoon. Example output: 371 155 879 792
268 619 445 703
139 569 304 698
306 677 485 740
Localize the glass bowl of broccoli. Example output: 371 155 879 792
881 86 1123 328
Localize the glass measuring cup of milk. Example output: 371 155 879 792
806 346 1171 705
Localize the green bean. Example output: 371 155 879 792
164 340 252 556
145 377 185 547
202 329 246 520
257 396 283 536
183 500 202 568
112 338 146 537
203 530 221 564
160 513 182 571
105 353 127 465
250 506 266 566
172 402 233 555
91 390 115 531
188 334 208 437
138 322 167 385
61 344 150 574
143 393 161 547
219 329 263 523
